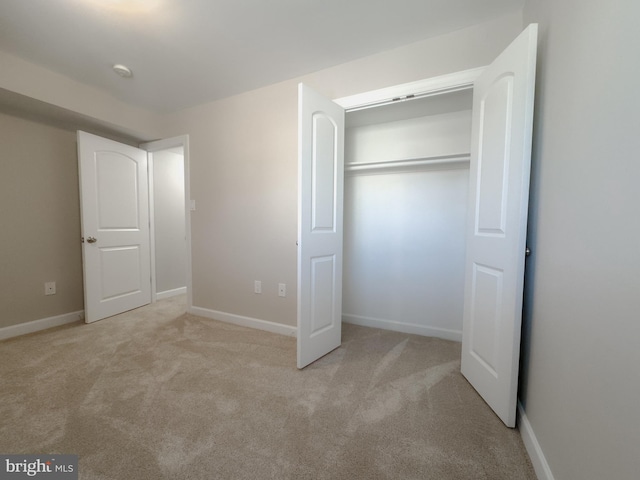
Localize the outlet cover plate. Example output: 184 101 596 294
45 282 56 295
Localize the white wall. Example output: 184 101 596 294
152 149 187 295
520 0 640 478
160 13 523 327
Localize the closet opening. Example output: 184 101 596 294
342 87 474 341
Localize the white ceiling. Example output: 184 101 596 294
0 0 523 113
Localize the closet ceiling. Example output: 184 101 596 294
0 0 523 113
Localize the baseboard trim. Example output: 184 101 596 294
518 401 555 480
342 313 462 342
0 310 85 341
189 306 297 337
156 287 187 300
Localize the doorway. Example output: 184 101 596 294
149 146 187 301
78 132 192 323
342 87 474 342
297 69 483 368
143 136 193 309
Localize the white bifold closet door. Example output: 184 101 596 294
460 23 537 428
297 84 345 369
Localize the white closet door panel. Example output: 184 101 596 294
297 84 345 369
461 24 538 428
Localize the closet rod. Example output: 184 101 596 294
343 85 472 113
345 153 470 173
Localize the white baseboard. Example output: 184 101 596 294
156 286 187 300
518 401 555 480
0 310 84 341
342 313 462 342
189 306 297 337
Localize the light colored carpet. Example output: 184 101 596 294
0 296 536 479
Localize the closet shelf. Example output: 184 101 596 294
345 153 470 174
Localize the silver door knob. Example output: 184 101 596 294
87 236 97 244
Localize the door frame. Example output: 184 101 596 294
141 135 193 310
331 67 486 332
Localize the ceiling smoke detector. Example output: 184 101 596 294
112 64 133 78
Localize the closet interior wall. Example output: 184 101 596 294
342 89 474 341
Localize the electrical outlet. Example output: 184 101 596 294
278 283 286 297
254 280 262 294
45 281 56 295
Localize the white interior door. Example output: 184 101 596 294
297 83 345 369
461 24 538 427
78 131 151 323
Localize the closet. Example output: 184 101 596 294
298 23 537 428
342 89 473 341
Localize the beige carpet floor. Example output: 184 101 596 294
0 296 536 479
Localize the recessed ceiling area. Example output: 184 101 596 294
0 0 524 113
